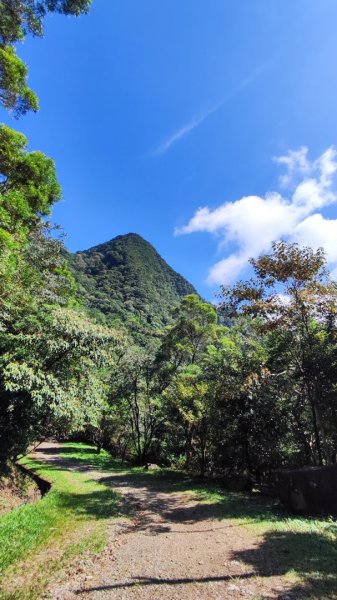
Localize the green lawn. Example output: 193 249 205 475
0 442 336 599
0 443 128 599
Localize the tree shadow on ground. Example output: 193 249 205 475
73 527 337 599
25 466 134 521
31 444 285 520
34 445 94 456
31 445 329 532
96 471 337 598
54 487 133 520
33 444 127 472
231 529 337 599
74 573 256 595
99 470 284 525
32 444 290 527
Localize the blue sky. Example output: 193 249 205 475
4 0 337 299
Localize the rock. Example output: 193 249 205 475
228 583 241 591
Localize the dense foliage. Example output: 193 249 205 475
221 241 337 469
0 126 127 463
69 233 197 342
95 243 337 484
0 0 91 116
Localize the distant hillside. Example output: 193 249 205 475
69 233 197 339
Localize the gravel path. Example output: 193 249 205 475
34 442 297 600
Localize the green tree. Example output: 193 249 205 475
220 241 337 466
157 295 223 474
0 124 129 465
0 125 62 321
0 124 61 220
0 0 91 116
109 346 163 464
0 305 125 461
205 320 278 479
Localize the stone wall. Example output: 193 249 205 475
273 465 337 516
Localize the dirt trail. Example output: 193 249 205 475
34 442 296 600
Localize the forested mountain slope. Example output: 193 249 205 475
69 233 197 337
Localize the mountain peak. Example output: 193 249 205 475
70 233 197 340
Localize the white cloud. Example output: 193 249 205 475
176 147 337 284
274 146 311 188
294 214 337 261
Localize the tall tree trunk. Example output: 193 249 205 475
306 382 323 466
185 423 195 470
199 426 206 478
313 379 331 464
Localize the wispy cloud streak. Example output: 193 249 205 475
154 60 273 155
155 101 223 155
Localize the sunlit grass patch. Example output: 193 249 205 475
0 444 127 599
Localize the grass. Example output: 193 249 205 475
0 442 337 599
0 443 128 599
